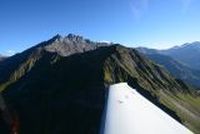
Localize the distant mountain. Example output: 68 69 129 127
0 35 199 134
137 46 200 88
161 42 200 70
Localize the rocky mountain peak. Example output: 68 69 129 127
48 33 89 44
41 34 108 56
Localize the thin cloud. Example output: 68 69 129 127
130 0 194 17
179 0 194 12
130 0 150 19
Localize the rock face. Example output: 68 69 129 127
0 35 199 134
42 34 109 56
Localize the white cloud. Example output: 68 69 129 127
130 0 194 18
100 40 112 44
5 50 16 56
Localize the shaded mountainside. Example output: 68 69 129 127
137 47 200 88
0 55 7 62
0 35 200 134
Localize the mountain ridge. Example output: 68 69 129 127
169 41 200 50
136 44 200 88
161 42 200 70
0 34 110 85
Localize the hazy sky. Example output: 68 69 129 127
1 0 200 55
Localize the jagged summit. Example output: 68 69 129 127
47 33 91 44
66 33 84 42
51 34 62 41
32 33 109 56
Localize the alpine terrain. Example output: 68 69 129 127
0 34 200 134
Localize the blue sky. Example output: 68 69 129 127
1 0 200 55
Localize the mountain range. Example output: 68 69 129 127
0 34 200 134
162 42 200 70
137 42 200 88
